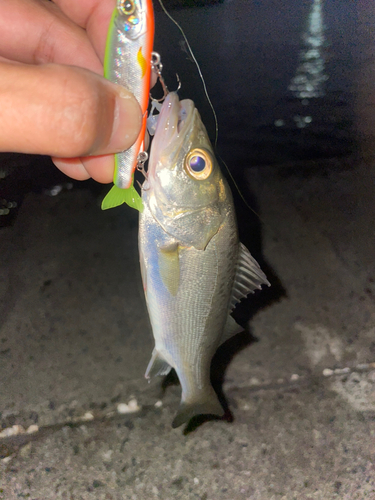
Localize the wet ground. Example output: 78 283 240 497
1 0 375 498
1 157 375 499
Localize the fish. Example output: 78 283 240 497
139 92 270 428
102 0 154 211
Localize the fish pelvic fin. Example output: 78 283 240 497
172 388 224 429
101 183 143 212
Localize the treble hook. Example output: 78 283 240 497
147 54 183 136
175 73 181 93
136 151 148 180
150 52 169 102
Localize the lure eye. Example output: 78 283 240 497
185 148 213 180
119 0 135 15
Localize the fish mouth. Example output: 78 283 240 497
148 92 195 176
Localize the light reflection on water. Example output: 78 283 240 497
288 0 328 100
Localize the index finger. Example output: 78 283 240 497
52 0 116 62
53 0 158 86
0 0 102 73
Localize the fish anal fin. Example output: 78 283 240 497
145 349 172 379
229 243 270 311
158 243 180 296
220 315 244 346
172 389 224 428
101 183 143 212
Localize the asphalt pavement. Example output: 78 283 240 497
0 155 374 500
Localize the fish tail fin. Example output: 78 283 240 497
172 388 224 429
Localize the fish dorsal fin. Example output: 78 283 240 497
229 243 270 312
219 315 244 346
145 349 172 379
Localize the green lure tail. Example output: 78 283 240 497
101 183 143 212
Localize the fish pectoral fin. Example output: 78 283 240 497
219 315 244 346
158 243 180 296
145 349 172 379
229 243 271 311
101 184 144 212
172 388 224 428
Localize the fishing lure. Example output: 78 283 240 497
102 0 154 211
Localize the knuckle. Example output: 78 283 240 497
33 21 56 65
50 67 111 157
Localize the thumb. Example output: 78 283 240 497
0 62 142 157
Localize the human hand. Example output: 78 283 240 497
0 0 143 183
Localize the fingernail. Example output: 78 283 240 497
52 157 90 181
107 88 142 153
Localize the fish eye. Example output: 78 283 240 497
189 155 206 172
119 0 135 15
184 148 213 180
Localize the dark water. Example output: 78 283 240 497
157 0 358 102
0 0 360 226
154 0 358 165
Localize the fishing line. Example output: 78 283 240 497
156 0 262 222
157 0 218 147
216 154 265 224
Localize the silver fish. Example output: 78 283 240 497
139 92 269 428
